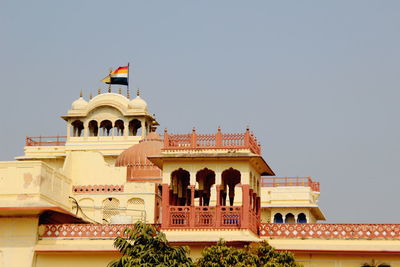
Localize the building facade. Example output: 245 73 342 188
0 90 400 267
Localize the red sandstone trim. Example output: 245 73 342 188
72 185 124 193
39 224 161 239
259 223 400 239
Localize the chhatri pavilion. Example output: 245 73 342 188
0 89 399 267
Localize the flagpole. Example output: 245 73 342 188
108 68 112 93
127 62 130 98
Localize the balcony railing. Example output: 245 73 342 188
26 136 66 146
167 206 244 229
261 177 320 192
39 224 161 239
259 223 400 239
163 128 261 155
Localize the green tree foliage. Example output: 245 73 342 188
108 222 193 267
196 240 301 267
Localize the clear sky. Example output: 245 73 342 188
1 1 399 223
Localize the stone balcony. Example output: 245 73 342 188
0 161 72 214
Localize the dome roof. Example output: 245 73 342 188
71 97 88 110
115 132 163 180
128 95 148 111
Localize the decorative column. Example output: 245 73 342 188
215 185 221 227
66 122 71 139
161 184 170 229
189 185 195 228
83 121 89 140
141 119 146 138
241 184 250 229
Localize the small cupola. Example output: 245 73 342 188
128 90 148 111
71 91 88 110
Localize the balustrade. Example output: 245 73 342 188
163 128 261 155
261 177 320 192
259 223 400 239
39 224 161 239
26 136 66 146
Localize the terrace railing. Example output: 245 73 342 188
259 223 400 239
167 205 245 230
163 128 261 155
261 177 320 192
39 224 161 239
26 136 66 146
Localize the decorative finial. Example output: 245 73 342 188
217 126 221 132
118 88 122 94
89 92 93 100
127 88 130 99
80 90 83 98
98 88 101 95
137 89 140 96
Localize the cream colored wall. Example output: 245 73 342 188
0 161 71 211
18 146 66 160
0 217 38 267
72 182 158 223
261 186 319 206
62 151 126 186
296 253 400 267
35 252 119 267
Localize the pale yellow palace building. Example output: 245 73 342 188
0 89 399 267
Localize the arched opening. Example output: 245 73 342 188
114 119 124 136
99 120 113 136
221 168 241 206
297 213 307 223
71 120 84 137
285 213 295 223
102 197 120 223
127 198 145 222
129 119 142 136
273 213 283 223
170 168 190 206
196 168 215 206
88 120 98 136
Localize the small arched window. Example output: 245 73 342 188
285 213 295 223
102 198 120 223
88 120 98 136
129 119 142 136
297 213 307 223
99 120 113 136
71 120 84 137
114 120 125 136
273 213 283 223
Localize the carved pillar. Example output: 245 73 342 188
161 184 170 229
141 119 146 138
215 184 221 227
241 184 250 229
216 185 221 207
190 185 195 207
66 122 71 139
189 185 195 227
